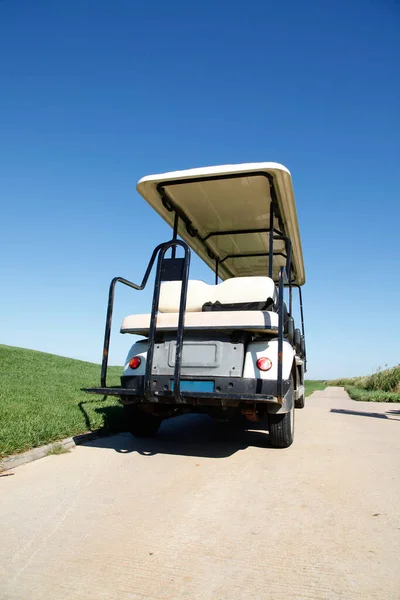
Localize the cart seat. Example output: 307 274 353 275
159 276 277 313
121 277 280 335
121 310 279 335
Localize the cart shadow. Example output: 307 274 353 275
81 411 274 459
330 408 400 421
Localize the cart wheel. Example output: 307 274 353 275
295 394 305 409
269 379 295 448
124 405 161 438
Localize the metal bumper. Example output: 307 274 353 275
84 375 291 407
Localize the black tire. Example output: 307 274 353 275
269 378 295 448
295 394 305 409
124 404 161 438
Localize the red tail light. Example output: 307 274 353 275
129 356 141 370
256 357 272 372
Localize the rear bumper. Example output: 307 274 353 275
84 375 290 407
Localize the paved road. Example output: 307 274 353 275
1 388 399 600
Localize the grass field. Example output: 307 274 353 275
330 365 400 402
0 345 331 458
305 380 327 396
0 345 123 459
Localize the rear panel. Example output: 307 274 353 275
152 334 245 378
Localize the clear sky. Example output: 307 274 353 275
0 0 399 379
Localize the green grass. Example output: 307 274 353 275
342 386 400 403
329 365 400 402
0 344 124 459
305 380 327 396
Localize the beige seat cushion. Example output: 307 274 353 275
121 310 279 335
159 277 277 313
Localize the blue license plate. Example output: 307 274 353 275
170 380 215 393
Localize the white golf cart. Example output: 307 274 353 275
85 162 307 448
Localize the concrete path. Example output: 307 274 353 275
1 388 399 600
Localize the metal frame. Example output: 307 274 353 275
144 240 190 404
157 171 297 282
98 240 191 399
292 284 307 370
100 244 162 388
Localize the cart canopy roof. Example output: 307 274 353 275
136 162 305 286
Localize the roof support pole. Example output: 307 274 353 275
268 201 274 279
215 258 219 285
171 212 179 259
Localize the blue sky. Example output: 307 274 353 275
0 0 399 379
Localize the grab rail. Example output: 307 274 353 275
144 240 191 403
100 241 191 396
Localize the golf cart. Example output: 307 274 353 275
85 162 307 448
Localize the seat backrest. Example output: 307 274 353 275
159 276 277 313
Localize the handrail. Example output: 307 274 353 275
100 240 191 401
100 242 170 388
144 240 191 403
